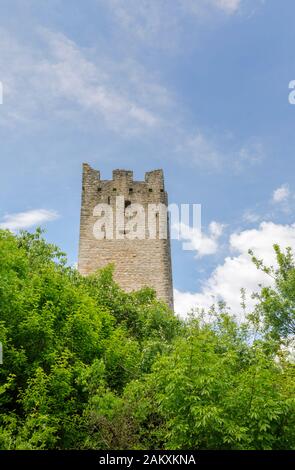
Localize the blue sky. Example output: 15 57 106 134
1 0 295 316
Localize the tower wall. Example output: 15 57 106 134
78 164 174 308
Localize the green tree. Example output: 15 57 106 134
0 229 294 450
250 245 295 341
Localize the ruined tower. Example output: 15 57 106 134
78 164 174 308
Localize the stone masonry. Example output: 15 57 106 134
78 164 174 309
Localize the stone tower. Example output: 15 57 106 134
78 164 174 308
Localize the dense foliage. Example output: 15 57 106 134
0 229 294 449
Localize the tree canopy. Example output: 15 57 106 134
0 229 294 449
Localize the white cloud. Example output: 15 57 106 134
0 209 59 231
242 209 262 224
177 220 225 257
213 0 241 14
186 0 241 15
0 22 267 178
101 0 245 51
175 221 295 318
177 131 222 169
242 184 294 225
177 131 265 171
42 29 162 131
209 220 225 239
272 185 290 204
235 140 265 170
0 28 173 134
0 27 265 173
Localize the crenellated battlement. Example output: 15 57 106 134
112 169 133 182
145 169 164 186
82 164 165 188
82 163 100 180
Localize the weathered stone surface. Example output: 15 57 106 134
78 164 174 309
